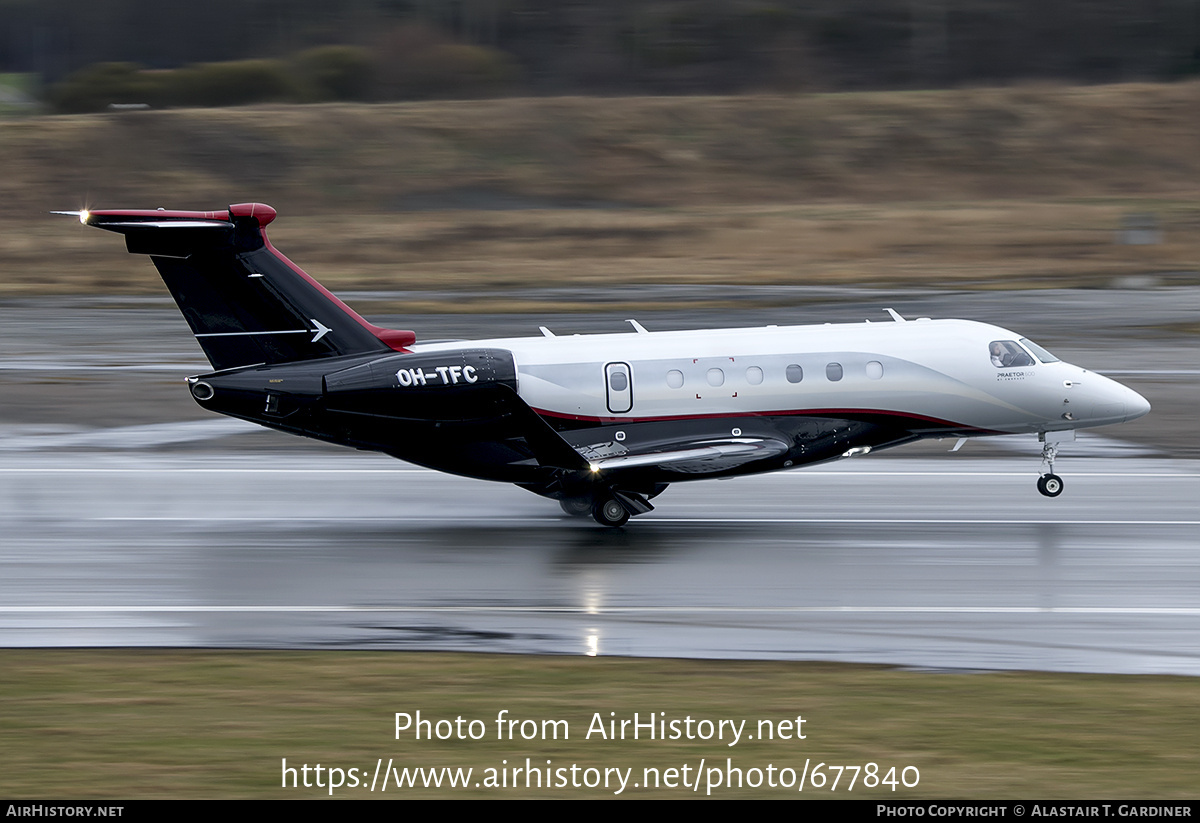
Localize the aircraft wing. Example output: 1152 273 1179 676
488 386 593 471
485 389 788 476
586 438 789 475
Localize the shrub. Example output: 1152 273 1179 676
171 59 295 107
293 45 377 101
373 23 521 99
48 63 164 112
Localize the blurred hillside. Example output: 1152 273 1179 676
3 83 1196 298
4 83 1199 215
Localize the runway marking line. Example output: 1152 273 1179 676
5 605 1200 616
2 468 1199 478
88 516 1200 526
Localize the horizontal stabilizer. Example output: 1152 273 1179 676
100 220 233 230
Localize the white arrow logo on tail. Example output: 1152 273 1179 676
195 319 334 343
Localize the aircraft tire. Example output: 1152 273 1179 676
559 497 593 517
1037 474 1064 498
592 496 630 528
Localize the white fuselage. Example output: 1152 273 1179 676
412 317 1149 436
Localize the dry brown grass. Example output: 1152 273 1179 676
21 200 1200 303
3 83 1198 302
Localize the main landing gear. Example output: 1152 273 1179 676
558 493 631 526
559 497 593 518
592 496 631 528
559 485 668 527
1037 432 1068 498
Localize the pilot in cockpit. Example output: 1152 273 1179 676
990 342 1007 368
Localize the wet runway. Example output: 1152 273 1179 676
1 291 1197 674
3 449 1198 675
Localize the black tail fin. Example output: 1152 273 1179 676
76 203 415 371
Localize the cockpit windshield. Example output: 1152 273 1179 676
1019 338 1060 363
989 339 1060 367
989 340 1033 368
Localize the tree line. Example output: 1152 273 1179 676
3 0 1198 111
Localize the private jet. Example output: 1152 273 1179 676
62 203 1151 526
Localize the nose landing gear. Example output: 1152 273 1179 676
1037 430 1073 498
1037 473 1064 497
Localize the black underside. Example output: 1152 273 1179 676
191 355 953 501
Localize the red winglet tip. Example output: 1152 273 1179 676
228 203 277 228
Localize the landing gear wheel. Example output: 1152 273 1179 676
592 496 630 528
1037 474 1064 498
559 497 593 518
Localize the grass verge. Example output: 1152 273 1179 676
1 650 1196 798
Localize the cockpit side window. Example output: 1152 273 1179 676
989 340 1034 368
1019 338 1060 364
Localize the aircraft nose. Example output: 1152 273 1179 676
1124 387 1151 422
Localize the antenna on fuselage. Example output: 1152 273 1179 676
884 308 906 322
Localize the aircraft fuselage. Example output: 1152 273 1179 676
71 202 1151 526
192 315 1149 500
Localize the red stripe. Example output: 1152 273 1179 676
531 405 999 432
261 232 416 353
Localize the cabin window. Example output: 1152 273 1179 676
667 369 684 389
785 364 803 383
746 366 763 385
866 360 884 380
707 368 725 387
826 362 843 381
989 340 1034 368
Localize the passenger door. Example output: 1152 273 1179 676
604 362 633 413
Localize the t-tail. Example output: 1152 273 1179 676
62 203 415 371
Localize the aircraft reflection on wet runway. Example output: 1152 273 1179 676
3 451 1200 675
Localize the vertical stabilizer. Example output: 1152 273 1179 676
77 203 415 371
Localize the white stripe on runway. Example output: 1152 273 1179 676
0 468 433 473
4 605 1200 616
2 468 1199 477
86 516 1200 526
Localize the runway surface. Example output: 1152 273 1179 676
1 290 1196 674
3 447 1198 675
